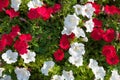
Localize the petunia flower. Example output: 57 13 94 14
64 14 80 27
69 42 85 57
41 61 55 76
81 3 95 18
61 70 74 80
21 50 36 63
73 4 83 15
6 8 19 19
2 50 18 64
27 0 43 10
110 70 120 80
88 59 98 69
68 56 83 67
88 59 106 80
53 49 64 61
15 67 31 80
9 25 20 39
93 67 106 80
0 0 9 12
72 27 86 38
84 19 94 32
11 0 21 11
59 35 70 50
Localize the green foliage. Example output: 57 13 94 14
1 0 120 80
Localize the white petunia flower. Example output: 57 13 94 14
73 4 83 15
15 67 31 80
72 27 86 38
21 50 36 63
0 75 12 80
93 67 106 80
88 59 106 80
41 61 55 76
62 70 74 80
2 50 18 64
51 75 64 80
68 56 83 67
0 68 4 77
110 70 120 80
88 59 98 69
64 14 80 27
11 0 21 11
84 19 94 32
27 0 43 10
69 42 85 57
81 3 95 18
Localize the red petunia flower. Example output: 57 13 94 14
93 18 102 28
59 34 70 50
106 55 119 65
91 2 101 15
6 8 19 19
27 8 40 20
104 5 119 15
9 25 20 38
37 6 52 21
103 28 115 42
102 45 116 57
1 34 13 46
14 40 28 55
0 38 6 52
19 34 32 42
91 28 104 41
0 0 9 12
53 49 64 61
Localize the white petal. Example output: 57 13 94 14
0 68 4 77
72 27 86 38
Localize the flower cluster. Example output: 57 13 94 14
0 0 61 20
89 2 120 66
1 0 120 79
27 1 61 20
0 25 32 55
0 0 61 79
0 25 36 79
